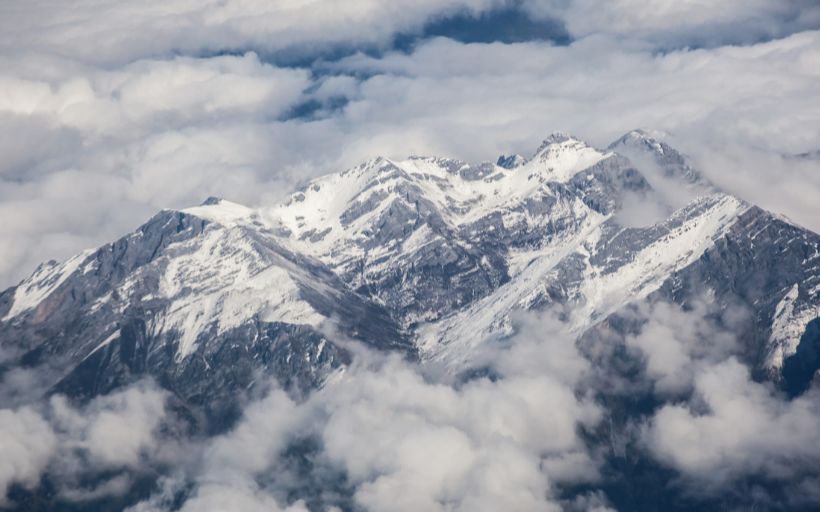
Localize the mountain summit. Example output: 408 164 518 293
2 131 817 407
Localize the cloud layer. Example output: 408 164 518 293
129 313 603 512
0 382 170 505
1 300 819 510
0 3 818 288
1 3 819 509
523 0 820 48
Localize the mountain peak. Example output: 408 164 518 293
533 131 580 155
609 128 670 151
496 154 527 169
200 196 223 206
181 198 254 226
526 133 610 182
544 131 575 143
609 129 710 188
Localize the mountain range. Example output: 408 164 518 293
1 129 818 511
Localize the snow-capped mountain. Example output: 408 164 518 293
1 130 818 417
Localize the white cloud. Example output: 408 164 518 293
80 385 169 467
645 358 820 485
624 299 742 396
49 382 169 470
0 53 309 136
316 361 595 511
0 0 504 65
523 0 820 47
0 381 170 506
127 313 601 512
2 0 816 67
333 32 820 154
0 23 818 289
0 407 56 502
178 483 309 512
197 387 307 480
612 298 820 493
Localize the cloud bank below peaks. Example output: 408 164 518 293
130 312 605 512
0 381 172 506
2 299 820 510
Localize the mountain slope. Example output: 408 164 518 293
0 206 409 421
0 130 817 423
419 193 751 366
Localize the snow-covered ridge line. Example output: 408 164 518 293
264 134 614 264
571 194 749 328
3 130 814 372
2 249 95 321
420 193 751 368
181 199 255 227
766 283 820 370
150 223 326 359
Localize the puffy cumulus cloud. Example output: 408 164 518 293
0 53 309 136
129 314 602 512
1 11 819 289
522 0 820 48
178 484 310 512
0 0 505 65
0 52 313 287
609 298 820 503
645 359 820 486
624 299 743 396
0 407 57 502
1 0 817 65
332 32 820 153
50 382 170 468
316 359 598 511
120 389 291 511
0 381 171 507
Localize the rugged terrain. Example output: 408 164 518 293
1 130 818 511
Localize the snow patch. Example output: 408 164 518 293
420 194 749 369
766 284 819 370
528 137 610 183
85 329 120 359
154 225 324 359
3 249 93 321
571 194 747 328
182 199 255 227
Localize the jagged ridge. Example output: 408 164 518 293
1 130 817 419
